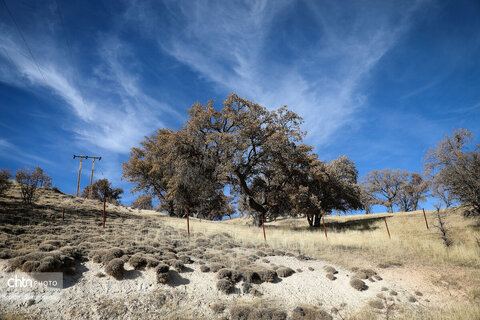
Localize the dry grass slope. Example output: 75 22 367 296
1 182 479 319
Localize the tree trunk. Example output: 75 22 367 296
306 213 322 227
254 213 265 227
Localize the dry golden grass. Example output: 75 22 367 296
162 209 480 270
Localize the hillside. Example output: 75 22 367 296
1 183 479 319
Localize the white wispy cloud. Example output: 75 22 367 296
0 25 174 154
0 138 54 166
125 0 425 147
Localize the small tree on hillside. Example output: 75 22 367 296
395 172 429 212
424 128 480 217
0 169 12 197
82 179 123 205
431 179 455 209
361 168 409 213
15 167 52 204
359 185 375 214
131 194 153 210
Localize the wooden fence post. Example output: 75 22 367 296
322 216 328 240
261 215 266 241
422 208 429 230
187 208 190 238
103 198 106 229
384 217 391 239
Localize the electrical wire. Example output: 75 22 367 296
1 0 47 83
54 0 87 106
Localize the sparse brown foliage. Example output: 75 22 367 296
123 94 363 225
424 128 480 217
361 169 407 213
361 169 425 213
396 173 429 212
434 209 452 247
131 194 153 210
15 167 51 204
81 178 123 204
0 168 11 197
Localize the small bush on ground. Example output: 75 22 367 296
216 279 234 294
350 278 368 291
276 267 295 278
292 305 333 320
229 303 287 320
105 258 125 279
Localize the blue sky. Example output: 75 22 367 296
0 0 479 212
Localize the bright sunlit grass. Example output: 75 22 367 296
160 208 480 269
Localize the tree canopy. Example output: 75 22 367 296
82 178 123 205
123 94 363 225
424 128 480 216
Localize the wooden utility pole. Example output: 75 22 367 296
88 156 101 198
73 155 101 197
73 155 85 197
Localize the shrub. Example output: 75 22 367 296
350 278 367 291
81 178 123 204
8 251 76 273
210 302 226 314
229 304 287 320
156 264 170 284
178 255 193 264
368 299 384 309
131 194 153 210
0 169 11 197
276 267 295 278
15 167 52 204
128 254 147 270
240 265 277 284
92 248 124 264
210 263 225 272
167 259 184 272
323 266 338 274
217 268 241 282
105 258 125 279
292 306 332 320
146 257 160 268
326 273 336 281
200 265 210 272
216 279 234 294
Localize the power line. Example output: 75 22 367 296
1 0 47 83
54 0 87 106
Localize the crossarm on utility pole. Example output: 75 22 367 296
73 155 101 198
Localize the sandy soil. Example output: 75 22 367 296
0 255 429 320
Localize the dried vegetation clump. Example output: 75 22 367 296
350 278 368 291
229 303 287 320
105 258 125 279
276 266 295 278
291 305 333 320
216 279 234 294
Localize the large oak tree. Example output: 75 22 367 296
123 94 363 225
